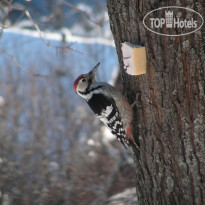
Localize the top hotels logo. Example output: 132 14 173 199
143 6 204 36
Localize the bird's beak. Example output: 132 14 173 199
89 62 100 78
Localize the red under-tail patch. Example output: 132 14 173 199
73 74 84 92
126 123 133 140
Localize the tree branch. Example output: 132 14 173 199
0 47 48 77
25 10 83 54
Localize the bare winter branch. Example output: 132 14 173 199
0 47 48 77
0 0 33 29
25 10 83 54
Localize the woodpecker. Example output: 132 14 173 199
73 63 139 155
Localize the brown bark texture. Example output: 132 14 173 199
107 0 205 204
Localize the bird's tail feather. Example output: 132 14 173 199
129 140 140 157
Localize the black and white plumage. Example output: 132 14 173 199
73 63 139 155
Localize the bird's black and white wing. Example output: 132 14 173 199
87 92 128 149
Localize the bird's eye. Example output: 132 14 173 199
82 78 86 83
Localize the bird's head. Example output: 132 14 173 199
73 62 100 95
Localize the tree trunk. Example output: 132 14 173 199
107 0 205 204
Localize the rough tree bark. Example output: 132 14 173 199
107 0 205 204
